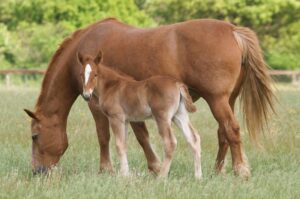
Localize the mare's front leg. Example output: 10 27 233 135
109 117 129 176
130 122 161 174
88 96 113 172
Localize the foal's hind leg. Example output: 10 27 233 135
130 122 161 174
209 96 250 178
155 118 177 178
173 105 202 179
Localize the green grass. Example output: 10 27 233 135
0 84 300 199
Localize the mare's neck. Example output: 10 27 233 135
36 65 79 125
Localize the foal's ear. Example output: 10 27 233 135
77 51 84 65
24 109 39 121
94 50 102 65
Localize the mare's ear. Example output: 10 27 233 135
77 51 84 65
94 50 102 65
24 109 39 121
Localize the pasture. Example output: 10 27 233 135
0 84 299 198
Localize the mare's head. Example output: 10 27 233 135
77 51 102 101
24 109 68 175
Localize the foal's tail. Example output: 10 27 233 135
233 26 276 142
178 83 197 113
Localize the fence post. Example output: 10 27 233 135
291 73 300 85
5 74 10 87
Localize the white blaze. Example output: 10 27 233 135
84 64 92 85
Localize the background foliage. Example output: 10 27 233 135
0 0 299 70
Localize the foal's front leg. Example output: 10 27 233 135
109 118 129 176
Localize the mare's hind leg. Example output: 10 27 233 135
214 94 240 174
130 122 161 174
209 96 250 178
215 123 229 174
173 104 202 179
155 118 177 178
88 97 113 172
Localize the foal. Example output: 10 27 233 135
78 51 202 179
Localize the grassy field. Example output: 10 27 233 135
0 84 299 199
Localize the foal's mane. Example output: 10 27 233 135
35 17 118 110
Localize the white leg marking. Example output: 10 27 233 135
173 103 202 179
84 64 92 85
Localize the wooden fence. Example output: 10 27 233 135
268 70 300 85
0 69 45 86
0 69 300 86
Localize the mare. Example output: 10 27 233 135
77 51 201 178
24 18 275 178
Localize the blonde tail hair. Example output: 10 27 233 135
233 26 276 142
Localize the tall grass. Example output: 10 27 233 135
0 84 299 198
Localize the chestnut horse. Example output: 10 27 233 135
24 18 274 178
77 51 201 178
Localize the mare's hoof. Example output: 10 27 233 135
148 163 161 175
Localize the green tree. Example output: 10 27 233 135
0 0 154 69
145 0 300 69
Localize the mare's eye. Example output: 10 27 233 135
32 134 38 141
94 74 98 77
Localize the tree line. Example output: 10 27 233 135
0 0 299 70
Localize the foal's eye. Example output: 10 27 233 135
32 134 38 141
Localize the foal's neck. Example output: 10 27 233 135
97 64 134 94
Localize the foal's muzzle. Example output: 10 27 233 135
32 166 48 175
82 91 92 101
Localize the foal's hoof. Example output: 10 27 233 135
195 173 203 180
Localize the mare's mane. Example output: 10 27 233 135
35 17 118 110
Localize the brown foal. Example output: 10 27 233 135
78 51 202 178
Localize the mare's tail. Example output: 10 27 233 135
178 83 197 113
233 26 276 142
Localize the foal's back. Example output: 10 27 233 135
144 76 182 109
114 76 182 122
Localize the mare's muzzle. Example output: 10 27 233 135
32 166 48 175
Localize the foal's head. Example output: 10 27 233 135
77 51 102 101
